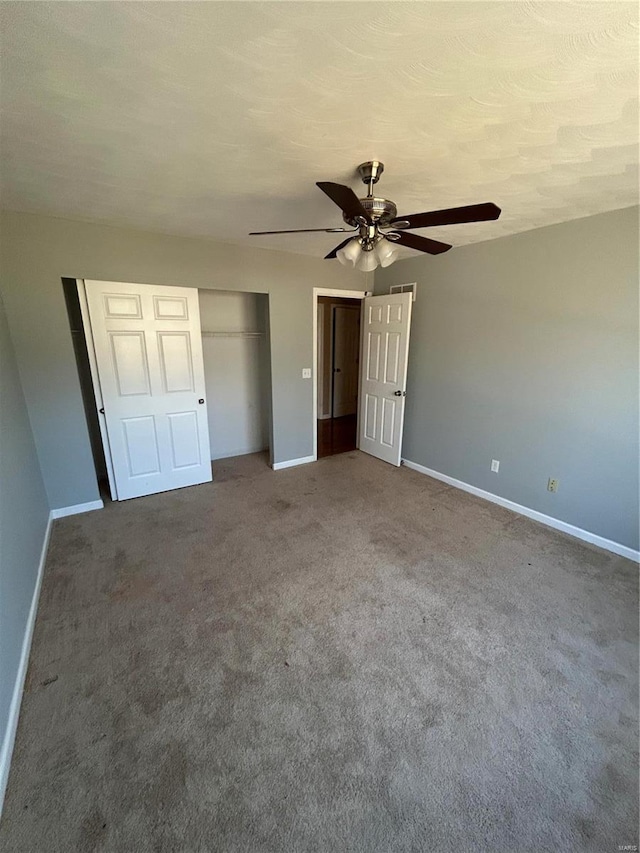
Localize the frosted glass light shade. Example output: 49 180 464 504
377 240 399 267
375 237 394 262
356 249 379 272
336 238 362 267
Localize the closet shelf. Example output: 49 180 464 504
201 330 264 338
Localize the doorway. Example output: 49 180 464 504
313 288 413 468
316 295 362 458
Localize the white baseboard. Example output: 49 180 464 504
0 511 53 815
401 459 639 562
272 455 315 471
50 499 103 519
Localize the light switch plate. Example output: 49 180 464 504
302 368 311 379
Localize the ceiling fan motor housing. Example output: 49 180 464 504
343 197 398 227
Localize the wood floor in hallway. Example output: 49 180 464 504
317 414 357 458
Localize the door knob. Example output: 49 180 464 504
393 390 406 397
198 399 205 404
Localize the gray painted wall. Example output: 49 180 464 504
0 211 368 509
375 207 639 551
0 294 50 775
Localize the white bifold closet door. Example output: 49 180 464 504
85 280 212 500
358 292 412 467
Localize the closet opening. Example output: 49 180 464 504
198 289 272 467
316 295 362 459
65 280 272 502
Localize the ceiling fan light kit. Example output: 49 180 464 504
249 161 501 271
336 235 400 271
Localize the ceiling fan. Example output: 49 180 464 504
249 160 501 271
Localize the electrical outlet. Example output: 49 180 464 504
491 459 500 473
302 368 311 379
547 478 559 493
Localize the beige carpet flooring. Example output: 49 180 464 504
1 451 638 852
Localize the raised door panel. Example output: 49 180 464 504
122 416 161 476
153 295 189 320
364 393 378 441
110 332 151 397
387 302 404 324
380 398 396 448
167 411 202 469
368 303 383 324
384 333 400 384
158 332 195 393
103 293 143 319
366 332 381 381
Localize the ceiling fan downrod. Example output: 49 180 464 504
357 160 384 199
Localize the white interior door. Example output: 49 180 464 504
358 292 412 466
85 280 212 500
332 305 360 418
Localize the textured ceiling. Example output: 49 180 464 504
1 2 638 259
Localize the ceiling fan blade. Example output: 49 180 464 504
317 182 372 223
390 231 452 255
391 202 501 229
249 227 350 235
324 238 353 260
